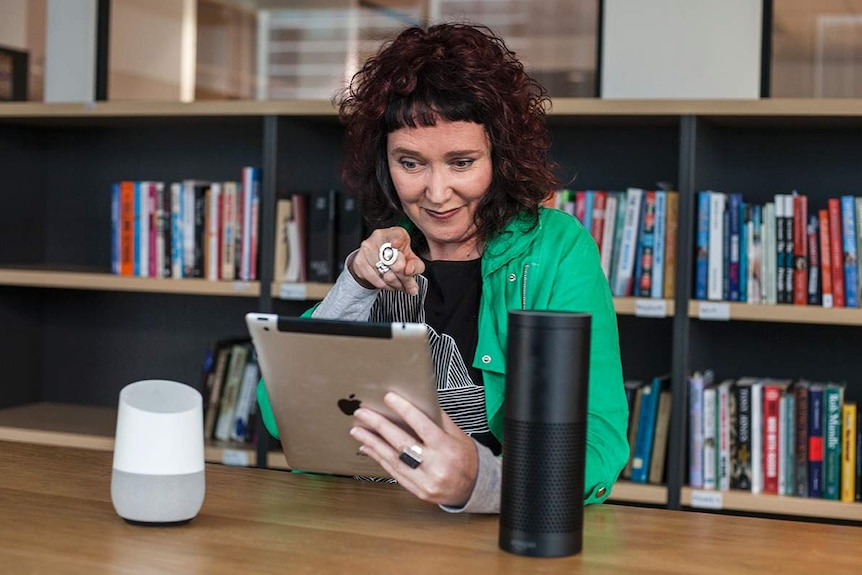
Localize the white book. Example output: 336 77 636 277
702 385 717 490
600 193 618 282
707 191 726 301
613 188 644 296
750 379 764 494
206 183 222 281
717 379 732 492
763 202 777 305
137 181 150 278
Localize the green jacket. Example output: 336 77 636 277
257 207 629 505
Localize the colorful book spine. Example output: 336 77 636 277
727 193 742 301
841 195 858 307
823 384 844 500
707 191 726 301
663 191 679 300
808 384 825 498
633 191 657 297
716 380 732 491
828 198 845 307
762 383 782 494
841 402 857 503
613 188 644 297
818 209 833 308
774 194 787 304
806 214 820 306
792 194 808 305
651 191 667 299
793 381 810 497
695 191 711 300
702 384 717 490
730 380 752 490
688 373 706 488
631 377 662 483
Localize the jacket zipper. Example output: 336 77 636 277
521 263 530 310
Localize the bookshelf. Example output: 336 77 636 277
1 99 862 523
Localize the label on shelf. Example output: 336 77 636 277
279 283 308 300
635 299 668 318
222 449 251 467
232 281 253 293
690 490 724 510
698 302 730 321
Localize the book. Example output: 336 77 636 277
633 190 657 297
822 383 844 500
806 214 820 306
648 388 673 484
730 379 752 491
807 383 825 498
273 198 293 283
662 191 679 300
688 371 709 488
840 196 858 307
716 379 733 491
600 192 618 282
841 401 857 503
240 167 261 281
220 181 238 281
828 198 845 307
203 340 240 440
623 380 646 480
651 190 667 299
818 208 834 308
792 193 808 305
793 381 810 497
337 192 364 274
307 189 338 283
119 181 135 276
230 356 261 443
214 343 251 441
727 193 742 301
762 380 789 494
702 382 717 490
613 188 644 297
707 191 726 301
630 375 668 483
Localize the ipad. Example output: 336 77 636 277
245 313 441 478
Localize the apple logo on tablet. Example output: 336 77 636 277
338 394 361 415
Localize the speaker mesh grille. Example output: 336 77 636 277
501 419 585 533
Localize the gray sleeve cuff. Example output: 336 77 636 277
311 251 379 321
439 440 501 514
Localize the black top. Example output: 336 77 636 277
421 257 501 455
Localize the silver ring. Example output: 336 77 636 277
379 242 399 266
398 444 423 469
375 261 390 276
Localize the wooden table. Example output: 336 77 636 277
0 441 858 574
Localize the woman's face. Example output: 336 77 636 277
387 120 492 261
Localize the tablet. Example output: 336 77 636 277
245 313 441 478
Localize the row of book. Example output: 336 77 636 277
109 167 261 281
201 338 260 444
695 191 862 307
621 374 672 484
273 190 364 284
689 372 862 502
546 188 679 299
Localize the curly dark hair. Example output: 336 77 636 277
336 22 559 249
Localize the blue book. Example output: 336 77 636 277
728 193 742 301
583 190 595 231
133 181 142 276
633 191 657 297
651 191 667 299
841 196 858 307
695 191 711 300
808 384 825 498
111 183 120 275
739 202 748 303
631 375 668 483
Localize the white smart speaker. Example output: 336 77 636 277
111 379 206 525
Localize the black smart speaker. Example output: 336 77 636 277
499 310 591 558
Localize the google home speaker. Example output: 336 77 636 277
500 311 591 557
111 379 206 524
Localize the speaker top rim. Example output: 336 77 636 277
507 311 591 330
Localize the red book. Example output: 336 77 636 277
574 191 586 227
762 384 783 494
827 198 845 307
590 190 607 250
792 194 808 305
119 181 135 276
819 209 833 308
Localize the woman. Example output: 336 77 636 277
257 23 629 513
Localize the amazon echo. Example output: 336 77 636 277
499 311 591 557
111 379 206 524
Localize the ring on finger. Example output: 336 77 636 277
398 444 424 469
375 261 391 276
379 242 399 266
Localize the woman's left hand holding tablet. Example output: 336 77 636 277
349 392 479 508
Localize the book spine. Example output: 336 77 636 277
762 384 781 494
120 181 136 276
688 375 705 488
702 386 717 490
306 189 338 283
663 191 679 300
111 183 120 275
750 382 764 494
717 381 732 491
590 190 607 250
793 382 809 497
841 195 858 307
823 385 843 500
651 191 667 299
792 194 808 305
170 182 184 279
728 193 742 301
783 194 795 303
818 209 833 308
806 214 820 305
613 188 643 297
750 204 763 303
774 194 786 304
730 382 752 490
828 198 845 307
599 193 618 282
707 192 725 301
695 191 711 300
841 402 857 503
631 378 660 483
633 191 656 297
808 385 824 498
